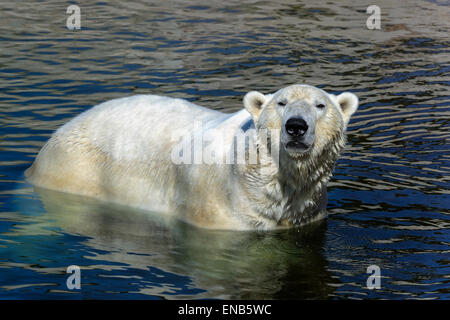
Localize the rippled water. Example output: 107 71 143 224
0 0 449 299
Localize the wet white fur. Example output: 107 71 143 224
26 84 358 230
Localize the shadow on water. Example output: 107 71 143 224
28 187 336 299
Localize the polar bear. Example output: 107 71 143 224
26 84 358 230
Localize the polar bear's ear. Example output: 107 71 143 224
334 92 358 125
244 91 267 121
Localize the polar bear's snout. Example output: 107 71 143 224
284 117 312 152
281 101 316 154
285 118 308 137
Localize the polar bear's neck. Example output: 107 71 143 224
239 133 345 228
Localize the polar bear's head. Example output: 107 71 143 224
243 84 358 160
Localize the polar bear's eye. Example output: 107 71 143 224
278 100 287 107
316 103 325 109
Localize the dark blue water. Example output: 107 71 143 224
0 0 449 299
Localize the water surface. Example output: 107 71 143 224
0 0 449 299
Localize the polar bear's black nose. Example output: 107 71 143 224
285 118 308 137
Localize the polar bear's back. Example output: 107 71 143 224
26 94 223 208
62 94 222 160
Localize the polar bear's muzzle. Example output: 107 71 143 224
283 117 313 153
285 118 308 137
281 102 316 155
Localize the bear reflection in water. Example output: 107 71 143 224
35 186 336 299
